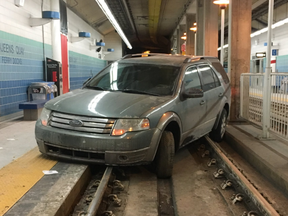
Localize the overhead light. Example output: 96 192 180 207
190 27 197 32
213 0 229 4
95 0 132 49
256 52 266 58
251 17 288 38
213 0 229 9
193 22 197 26
184 32 187 35
181 36 187 40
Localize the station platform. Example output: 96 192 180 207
0 119 288 215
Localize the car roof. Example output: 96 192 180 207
119 53 218 67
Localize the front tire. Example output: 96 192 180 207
155 131 175 179
210 109 227 142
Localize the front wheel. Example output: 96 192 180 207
210 109 228 142
155 131 175 179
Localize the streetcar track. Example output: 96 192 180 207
69 136 286 216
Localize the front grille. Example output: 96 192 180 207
49 112 116 134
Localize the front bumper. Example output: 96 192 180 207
35 120 161 165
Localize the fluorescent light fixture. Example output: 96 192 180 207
95 0 132 49
251 17 288 38
217 18 288 50
256 52 266 58
217 44 229 51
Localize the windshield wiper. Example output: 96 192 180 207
85 86 104 90
120 89 160 96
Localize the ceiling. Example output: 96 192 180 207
66 0 288 54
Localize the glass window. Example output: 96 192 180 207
198 65 217 91
212 62 229 84
211 69 221 87
183 66 202 90
85 62 180 96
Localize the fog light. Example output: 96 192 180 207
119 155 128 161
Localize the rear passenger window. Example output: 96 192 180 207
212 62 229 84
183 66 202 90
198 65 220 92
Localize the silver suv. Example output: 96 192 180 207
35 54 230 178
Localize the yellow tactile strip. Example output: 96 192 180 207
0 147 57 215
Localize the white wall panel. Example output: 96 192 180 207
67 8 104 59
0 0 52 44
104 31 123 61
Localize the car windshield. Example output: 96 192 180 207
85 62 180 96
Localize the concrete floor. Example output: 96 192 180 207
0 119 37 169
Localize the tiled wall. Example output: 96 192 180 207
0 30 52 117
69 51 107 90
276 55 288 72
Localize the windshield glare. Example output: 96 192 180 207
86 62 180 96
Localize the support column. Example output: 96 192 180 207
51 0 61 62
196 0 218 56
196 0 204 55
179 24 186 55
186 14 196 56
177 28 180 54
228 0 252 121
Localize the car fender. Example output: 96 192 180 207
213 97 229 130
146 112 182 161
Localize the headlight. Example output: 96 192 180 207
111 118 150 136
40 108 51 126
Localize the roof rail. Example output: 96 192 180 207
121 53 170 59
183 56 218 63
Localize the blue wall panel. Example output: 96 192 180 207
69 51 107 90
0 30 52 118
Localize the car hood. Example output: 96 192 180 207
45 89 171 118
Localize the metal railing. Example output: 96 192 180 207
240 73 288 139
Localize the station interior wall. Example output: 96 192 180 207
0 0 123 121
250 2 288 73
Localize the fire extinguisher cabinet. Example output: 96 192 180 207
46 57 62 96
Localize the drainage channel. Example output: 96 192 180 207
203 136 279 216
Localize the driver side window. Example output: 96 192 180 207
183 66 202 90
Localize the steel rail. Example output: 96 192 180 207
86 167 113 216
205 136 279 216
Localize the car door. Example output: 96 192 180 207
198 64 223 133
176 65 207 144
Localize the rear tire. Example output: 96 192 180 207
210 109 227 142
155 131 175 179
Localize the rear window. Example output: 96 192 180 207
212 62 229 84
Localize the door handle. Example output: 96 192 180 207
218 92 223 97
200 100 205 105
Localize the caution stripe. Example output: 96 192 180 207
0 147 57 215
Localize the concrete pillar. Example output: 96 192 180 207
179 24 186 55
196 0 204 55
196 0 218 56
186 14 196 56
228 0 252 121
177 28 180 54
51 0 61 62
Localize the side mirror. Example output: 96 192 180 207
83 77 91 86
182 88 204 99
